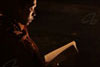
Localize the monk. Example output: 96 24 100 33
0 0 45 67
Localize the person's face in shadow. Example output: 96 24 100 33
26 0 37 26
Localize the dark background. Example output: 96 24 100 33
28 0 100 67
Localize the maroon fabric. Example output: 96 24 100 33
0 16 45 67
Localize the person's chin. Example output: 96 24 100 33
26 21 31 26
26 20 33 26
26 16 34 25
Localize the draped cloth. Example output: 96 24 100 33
0 15 45 67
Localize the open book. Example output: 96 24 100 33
44 41 78 64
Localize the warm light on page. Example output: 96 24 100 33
44 41 78 63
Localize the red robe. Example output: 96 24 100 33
0 15 45 67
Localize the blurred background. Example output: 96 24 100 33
28 0 100 67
